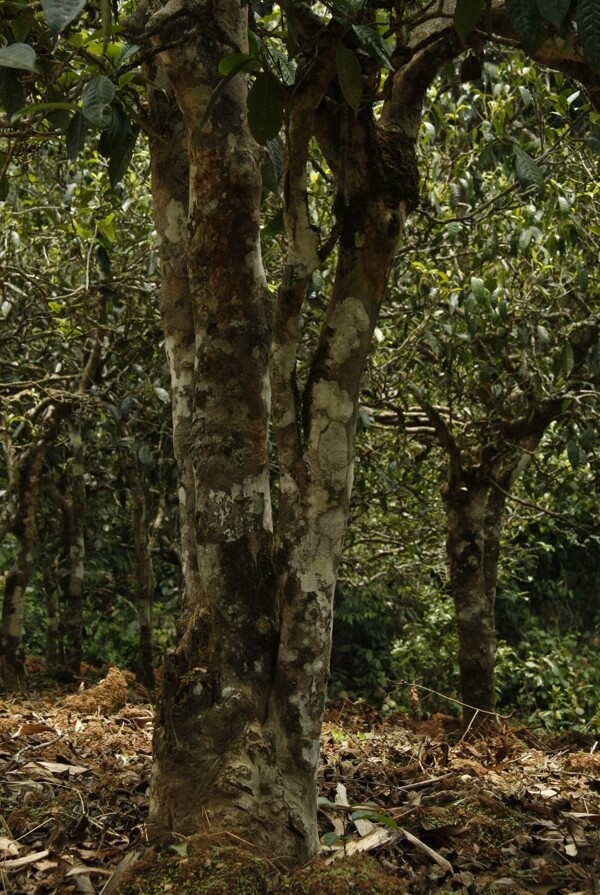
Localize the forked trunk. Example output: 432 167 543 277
129 0 427 865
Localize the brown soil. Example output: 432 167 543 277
1 670 599 894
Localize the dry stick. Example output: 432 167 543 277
397 679 514 721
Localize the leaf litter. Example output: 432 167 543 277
0 670 599 893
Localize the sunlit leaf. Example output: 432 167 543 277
218 53 261 76
536 324 551 346
154 387 171 404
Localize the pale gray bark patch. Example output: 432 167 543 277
327 297 370 365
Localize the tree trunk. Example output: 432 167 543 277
43 563 61 670
125 0 454 866
443 468 498 726
0 409 61 690
443 443 541 727
128 456 156 689
64 418 86 677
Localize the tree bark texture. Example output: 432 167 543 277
127 0 461 865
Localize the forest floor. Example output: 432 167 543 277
0 667 599 895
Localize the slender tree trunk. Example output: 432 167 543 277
443 468 498 726
128 456 156 689
124 0 457 865
64 418 86 676
43 563 61 670
145 58 200 612
0 409 62 690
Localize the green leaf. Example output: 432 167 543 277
581 427 595 452
331 0 365 13
471 276 485 301
11 12 35 43
454 0 486 41
506 0 541 50
0 44 38 73
536 0 570 30
322 831 342 847
270 47 297 86
108 122 139 187
248 29 262 56
554 341 574 377
0 67 23 116
247 72 284 144
218 53 261 76
536 324 551 346
261 135 284 195
137 442 154 466
566 439 580 469
577 0 600 71
82 75 115 128
10 100 77 124
336 42 363 113
352 25 392 69
317 796 338 809
41 0 87 35
98 102 128 157
513 145 545 188
351 810 399 829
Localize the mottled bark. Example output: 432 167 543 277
125 0 461 866
443 468 498 726
136 0 284 856
146 55 200 612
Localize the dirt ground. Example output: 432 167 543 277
1 667 599 894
